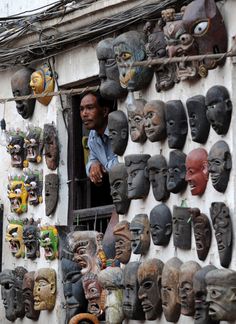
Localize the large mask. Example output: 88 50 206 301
167 149 187 193
206 85 232 135
67 231 99 274
183 0 228 73
161 257 183 322
186 95 210 143
43 123 59 170
150 203 172 246
186 148 209 196
190 208 212 261
206 269 236 321
6 221 25 258
109 163 130 214
96 38 127 99
30 63 55 106
82 272 104 318
24 170 43 206
193 265 218 324
11 67 35 119
24 126 43 164
0 267 27 321
113 31 153 91
113 220 131 264
208 140 232 193
22 271 40 320
138 258 163 320
7 176 28 214
45 173 59 216
125 154 150 199
122 262 145 320
165 100 188 149
128 98 147 143
143 100 166 142
39 226 58 260
108 110 128 156
147 154 169 201
179 261 201 316
173 205 191 250
7 132 25 168
130 214 150 255
23 219 40 259
144 20 176 92
98 267 124 324
210 202 232 268
33 268 57 311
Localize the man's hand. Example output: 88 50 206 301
89 162 106 185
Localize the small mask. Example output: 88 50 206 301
186 95 210 143
7 176 28 214
161 257 183 322
143 100 166 142
179 261 201 316
210 202 232 268
24 170 43 206
23 219 40 259
167 149 187 193
128 98 147 143
186 148 209 196
96 38 127 99
144 20 176 92
7 132 25 168
109 163 130 214
82 272 104 318
125 154 150 199
147 154 169 201
0 267 28 322
22 271 40 320
122 262 145 320
193 265 218 324
130 214 150 255
24 126 43 164
150 203 172 246
11 67 36 119
173 205 191 250
45 173 59 216
43 123 59 170
113 220 132 264
113 31 153 91
39 226 58 260
108 110 128 156
208 140 232 193
190 208 212 261
6 221 25 258
206 85 232 135
30 63 55 106
165 100 188 149
206 269 236 321
98 267 124 324
33 268 57 311
138 258 164 320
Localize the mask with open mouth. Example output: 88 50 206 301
24 170 43 206
39 226 58 260
24 126 43 164
7 132 25 168
23 218 40 259
6 220 25 258
7 176 28 214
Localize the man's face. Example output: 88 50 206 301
80 94 107 131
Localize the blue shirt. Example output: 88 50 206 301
86 127 118 176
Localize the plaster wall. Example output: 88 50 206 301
0 0 235 324
0 0 56 16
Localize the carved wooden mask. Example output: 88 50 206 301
150 203 172 246
130 214 150 255
113 220 131 264
43 123 59 170
23 271 40 320
108 110 128 156
45 173 59 216
173 206 191 250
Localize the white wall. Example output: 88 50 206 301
0 0 56 16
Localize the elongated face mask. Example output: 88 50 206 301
108 110 128 156
143 100 166 142
173 206 191 250
130 214 150 255
150 204 172 246
167 149 187 194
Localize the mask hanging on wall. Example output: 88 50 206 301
150 203 172 246
173 205 191 250
108 111 128 156
45 173 59 216
43 123 59 171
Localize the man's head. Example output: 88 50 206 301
80 92 112 134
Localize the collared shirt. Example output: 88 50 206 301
86 126 118 176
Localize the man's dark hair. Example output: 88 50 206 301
80 90 115 111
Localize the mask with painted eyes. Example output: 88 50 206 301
7 134 25 168
24 126 43 164
125 154 150 199
7 178 28 214
23 221 40 259
108 111 128 156
24 171 43 206
6 221 25 258
128 99 147 144
96 38 127 99
113 31 153 91
130 214 150 255
150 203 172 246
109 163 130 215
39 226 58 261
